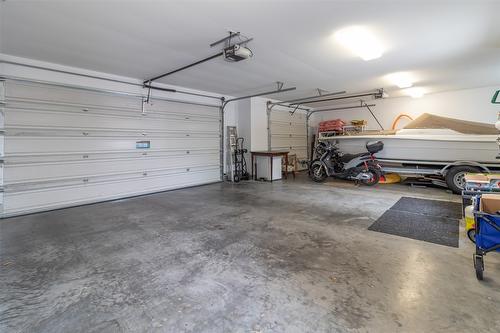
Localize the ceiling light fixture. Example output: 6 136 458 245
387 72 414 88
334 26 384 61
405 87 426 98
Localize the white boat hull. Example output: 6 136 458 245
329 134 499 164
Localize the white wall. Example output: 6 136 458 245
312 86 500 130
250 97 269 151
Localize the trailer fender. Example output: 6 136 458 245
440 161 490 175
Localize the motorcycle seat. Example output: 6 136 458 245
340 152 367 163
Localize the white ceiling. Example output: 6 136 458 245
1 0 499 100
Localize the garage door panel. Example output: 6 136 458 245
269 110 308 165
6 99 219 121
270 110 306 124
5 153 219 184
6 165 218 192
5 149 218 164
290 124 306 135
270 123 290 135
5 81 142 110
146 98 220 117
270 145 307 157
1 79 222 216
270 135 307 147
5 136 219 154
3 168 220 216
5 108 219 133
270 123 306 136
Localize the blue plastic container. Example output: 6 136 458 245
473 196 500 280
475 213 500 253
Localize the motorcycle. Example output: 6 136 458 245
309 140 384 185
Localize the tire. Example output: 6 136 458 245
310 161 328 183
360 166 381 186
445 166 481 194
467 229 476 243
474 255 484 280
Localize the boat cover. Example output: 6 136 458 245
403 113 497 135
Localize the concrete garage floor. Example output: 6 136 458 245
1 175 499 333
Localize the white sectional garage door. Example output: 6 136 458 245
0 79 221 217
269 108 308 169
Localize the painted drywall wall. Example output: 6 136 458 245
250 97 269 151
311 86 499 130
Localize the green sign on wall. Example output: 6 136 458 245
492 90 500 104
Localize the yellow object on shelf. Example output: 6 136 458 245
351 119 367 126
380 173 401 184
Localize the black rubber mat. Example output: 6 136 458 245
390 197 462 219
368 197 461 247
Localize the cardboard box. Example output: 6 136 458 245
464 173 488 183
465 173 490 190
480 194 500 214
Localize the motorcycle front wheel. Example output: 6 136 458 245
360 166 381 186
310 161 328 182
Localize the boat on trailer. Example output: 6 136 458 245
319 113 499 193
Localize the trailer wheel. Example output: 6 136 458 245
445 166 481 194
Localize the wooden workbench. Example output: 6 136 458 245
250 150 289 181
